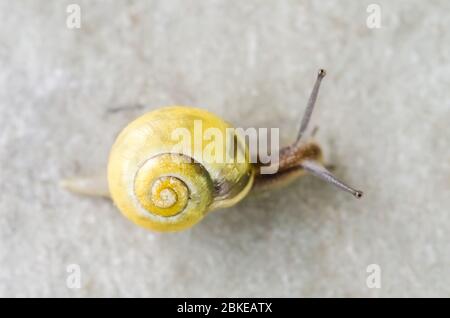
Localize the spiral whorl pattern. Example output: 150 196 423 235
133 153 213 221
138 175 189 216
151 177 185 209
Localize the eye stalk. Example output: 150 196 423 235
254 69 364 199
300 160 363 199
295 69 327 145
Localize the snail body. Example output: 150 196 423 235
64 70 363 232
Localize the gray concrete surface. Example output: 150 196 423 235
1 0 449 297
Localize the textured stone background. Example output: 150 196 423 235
1 0 449 297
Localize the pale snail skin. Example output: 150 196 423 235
63 70 363 232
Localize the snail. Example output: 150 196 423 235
63 69 363 232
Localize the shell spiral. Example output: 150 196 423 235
107 106 254 232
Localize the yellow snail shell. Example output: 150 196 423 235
107 106 255 232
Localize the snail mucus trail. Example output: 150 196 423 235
62 69 363 232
